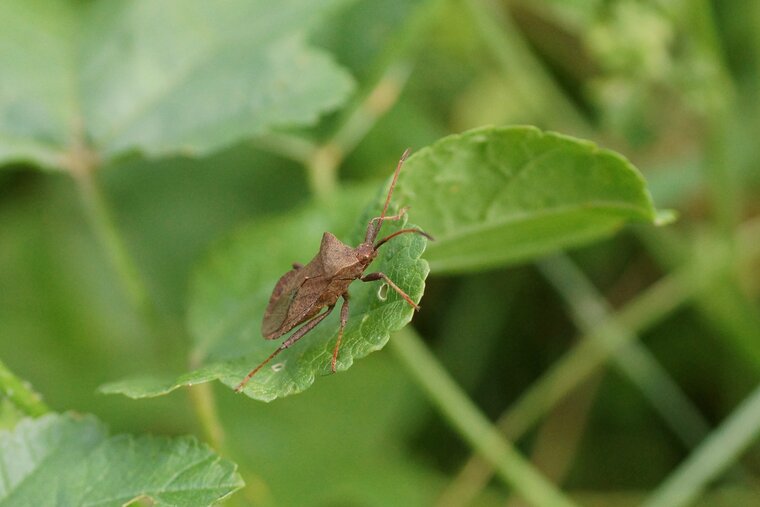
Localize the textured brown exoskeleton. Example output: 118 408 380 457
234 149 432 393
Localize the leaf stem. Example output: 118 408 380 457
305 144 342 200
642 383 760 507
251 133 317 165
331 61 414 156
0 357 49 417
391 327 579 507
264 1 443 200
304 61 415 201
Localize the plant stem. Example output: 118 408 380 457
642 383 760 507
304 60 415 202
69 161 229 451
438 216 760 506
185 350 230 455
391 327 579 507
72 169 157 330
302 0 447 200
324 0 443 144
503 375 601 507
538 253 711 448
460 0 592 135
187 379 225 451
641 221 760 373
331 61 413 156
251 133 317 165
437 265 692 507
0 357 49 417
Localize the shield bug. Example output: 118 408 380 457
234 149 431 392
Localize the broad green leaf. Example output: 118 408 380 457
101 186 430 401
396 126 662 273
0 412 243 506
0 0 354 169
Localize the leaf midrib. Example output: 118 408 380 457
427 200 651 249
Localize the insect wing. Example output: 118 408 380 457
261 268 303 338
261 261 327 339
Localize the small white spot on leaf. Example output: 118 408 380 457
377 283 389 301
271 362 285 372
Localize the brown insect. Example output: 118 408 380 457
234 149 431 392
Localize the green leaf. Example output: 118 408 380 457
396 126 661 273
100 125 657 401
0 412 243 506
101 186 430 401
0 0 354 169
0 399 23 431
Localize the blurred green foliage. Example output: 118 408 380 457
0 413 243 506
2 0 760 506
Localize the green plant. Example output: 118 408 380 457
2 1 760 506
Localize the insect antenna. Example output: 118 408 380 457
366 148 411 243
374 227 434 250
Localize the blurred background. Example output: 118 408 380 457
2 0 760 505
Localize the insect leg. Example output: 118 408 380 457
361 272 420 311
368 206 409 227
331 293 350 373
365 207 410 242
374 228 434 250
234 304 336 393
